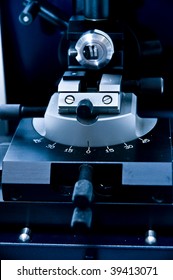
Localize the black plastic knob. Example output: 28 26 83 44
76 99 94 119
72 164 93 208
71 207 92 230
72 179 93 208
71 165 93 230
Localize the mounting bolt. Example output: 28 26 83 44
18 227 31 243
145 230 157 245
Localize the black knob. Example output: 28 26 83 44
71 207 92 230
76 99 94 119
71 165 93 230
72 164 93 208
72 179 93 208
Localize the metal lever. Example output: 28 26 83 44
19 0 68 28
19 0 39 25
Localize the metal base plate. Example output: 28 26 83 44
1 118 172 202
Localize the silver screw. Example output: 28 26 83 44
145 230 157 245
18 227 31 243
102 95 112 105
65 95 75 105
22 15 30 23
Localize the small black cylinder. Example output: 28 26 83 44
84 0 109 20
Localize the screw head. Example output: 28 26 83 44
145 230 157 245
18 227 31 243
65 95 75 105
102 95 112 105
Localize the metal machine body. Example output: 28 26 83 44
1 0 173 259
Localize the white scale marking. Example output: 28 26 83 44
106 146 114 153
33 138 43 143
46 142 57 149
138 137 150 143
64 146 74 153
124 143 133 149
